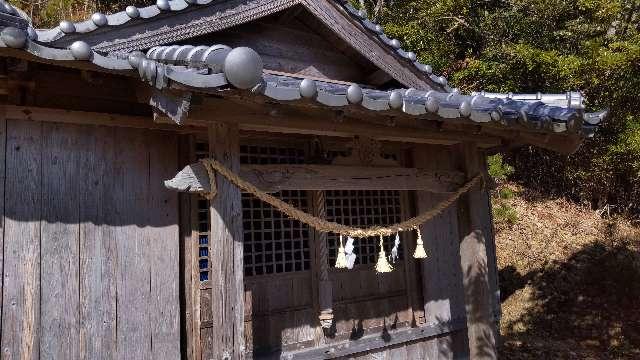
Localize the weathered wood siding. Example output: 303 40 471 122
413 145 470 359
0 119 181 359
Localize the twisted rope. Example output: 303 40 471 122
201 158 482 238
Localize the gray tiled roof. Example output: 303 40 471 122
0 1 606 139
22 0 450 90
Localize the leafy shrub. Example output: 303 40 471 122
498 187 516 200
493 203 519 226
488 154 515 183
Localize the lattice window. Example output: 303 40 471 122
240 144 310 277
194 142 310 281
240 145 305 165
326 190 404 266
195 141 211 282
242 190 310 276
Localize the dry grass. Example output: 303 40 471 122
494 184 640 359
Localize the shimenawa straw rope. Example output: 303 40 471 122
200 158 482 238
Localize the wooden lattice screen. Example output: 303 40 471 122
240 144 312 277
326 190 404 266
196 140 409 281
242 190 311 276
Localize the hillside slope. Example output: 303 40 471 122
494 185 640 359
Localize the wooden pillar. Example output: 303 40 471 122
458 143 498 359
208 122 245 359
178 135 197 360
0 99 5 348
312 191 334 332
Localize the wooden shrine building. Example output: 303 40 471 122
0 0 605 359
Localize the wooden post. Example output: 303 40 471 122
0 100 5 351
178 135 196 360
312 191 334 333
208 122 245 359
457 143 498 359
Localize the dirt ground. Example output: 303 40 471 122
494 185 640 359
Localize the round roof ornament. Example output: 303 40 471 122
156 0 171 11
1 27 27 49
126 6 140 18
138 59 148 77
471 94 484 107
145 60 157 83
406 52 417 62
59 20 76 34
203 45 232 73
357 10 367 19
491 110 502 122
91 12 108 27
389 90 404 109
347 84 363 104
374 24 384 34
223 47 263 90
390 39 402 49
438 76 448 86
128 51 145 68
459 101 472 117
299 79 317 98
422 64 433 74
69 41 92 60
426 97 439 113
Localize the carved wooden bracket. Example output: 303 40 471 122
332 136 399 167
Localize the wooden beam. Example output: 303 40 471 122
5 105 200 133
193 98 501 147
6 104 581 154
6 104 501 148
284 317 467 359
457 143 498 359
207 122 245 359
164 163 466 194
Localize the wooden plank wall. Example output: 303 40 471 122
205 19 369 83
330 267 411 338
245 274 316 354
413 144 470 359
0 119 181 359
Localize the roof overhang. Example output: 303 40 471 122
28 0 449 91
0 0 606 154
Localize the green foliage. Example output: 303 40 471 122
488 154 515 183
493 203 519 225
498 187 516 200
375 0 640 216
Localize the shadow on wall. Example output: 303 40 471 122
499 240 640 358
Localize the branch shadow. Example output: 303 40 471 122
500 240 640 358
